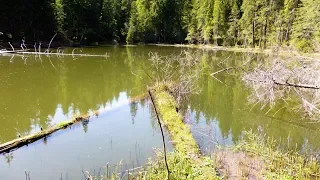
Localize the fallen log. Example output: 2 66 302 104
0 49 108 57
17 51 108 57
273 78 320 89
0 113 95 154
0 94 148 154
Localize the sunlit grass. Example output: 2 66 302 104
143 84 218 179
233 131 320 179
92 83 320 179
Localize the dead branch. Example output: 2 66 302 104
148 51 202 106
243 58 320 118
17 51 107 57
8 42 14 51
272 78 320 89
25 171 30 180
148 89 170 180
210 67 233 76
46 33 57 53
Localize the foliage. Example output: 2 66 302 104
292 0 320 52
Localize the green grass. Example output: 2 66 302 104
153 84 199 154
233 131 320 179
141 83 219 179
92 83 320 179
142 150 217 180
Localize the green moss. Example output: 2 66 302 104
153 89 198 154
145 84 218 179
57 121 72 128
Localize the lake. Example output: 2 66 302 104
0 46 320 179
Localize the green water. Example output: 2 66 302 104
0 46 319 179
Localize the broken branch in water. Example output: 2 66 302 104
210 67 233 76
243 59 320 118
45 33 57 53
16 51 108 57
148 89 170 179
272 78 320 89
8 42 14 52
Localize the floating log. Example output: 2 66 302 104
0 50 15 54
0 94 148 154
0 49 107 57
0 113 94 154
17 51 108 57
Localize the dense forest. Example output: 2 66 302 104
0 0 319 52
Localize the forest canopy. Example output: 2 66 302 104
0 0 319 52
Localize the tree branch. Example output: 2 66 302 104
148 89 170 180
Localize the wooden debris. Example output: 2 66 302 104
0 114 93 154
0 93 148 154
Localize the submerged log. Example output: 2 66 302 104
0 94 148 154
0 114 93 154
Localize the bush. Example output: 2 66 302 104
294 39 314 53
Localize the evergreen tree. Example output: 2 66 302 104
227 0 241 46
280 0 299 44
212 0 228 45
239 0 257 47
0 0 57 41
0 0 319 52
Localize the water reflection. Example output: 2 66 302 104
0 93 172 179
0 47 154 143
1 46 320 179
187 51 320 153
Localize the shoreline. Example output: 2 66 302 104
149 43 320 59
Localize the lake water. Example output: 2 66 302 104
0 46 320 179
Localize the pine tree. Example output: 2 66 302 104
227 0 241 46
212 0 228 45
239 0 257 47
280 0 299 44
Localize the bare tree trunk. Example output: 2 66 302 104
252 20 255 48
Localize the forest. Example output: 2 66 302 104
0 0 319 52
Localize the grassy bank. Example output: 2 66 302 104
143 84 320 180
143 83 218 179
91 83 320 179
232 131 320 179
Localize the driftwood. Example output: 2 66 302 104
0 50 107 57
0 113 95 154
0 94 148 154
273 78 320 89
17 51 108 57
243 59 320 117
